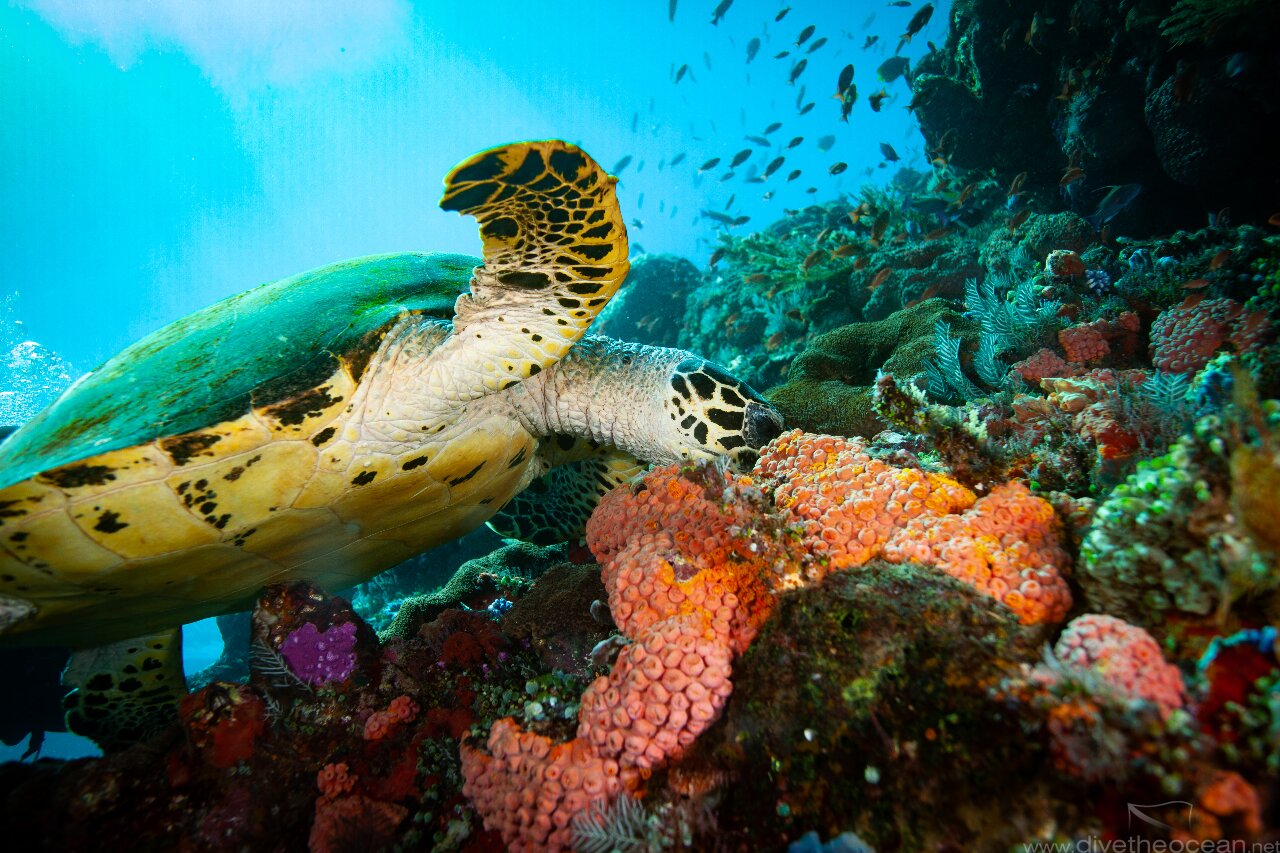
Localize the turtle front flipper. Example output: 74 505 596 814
433 141 629 405
488 446 645 545
62 628 185 752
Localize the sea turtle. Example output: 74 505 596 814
0 141 782 748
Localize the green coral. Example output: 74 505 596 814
1078 412 1277 640
766 299 977 437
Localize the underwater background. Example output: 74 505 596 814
2 0 1280 850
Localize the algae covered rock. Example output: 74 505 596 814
702 561 1043 851
767 299 976 437
593 253 699 349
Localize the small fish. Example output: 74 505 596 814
1007 208 1031 232
630 112 638 132
888 1 911 6
746 38 761 63
764 122 782 135
787 136 804 148
744 273 771 283
669 0 677 23
701 209 736 225
831 243 859 257
765 332 784 351
949 182 976 209
797 25 815 46
799 102 815 115
829 162 848 175
807 37 828 53
815 227 832 243
699 158 720 171
630 218 644 229
806 186 818 194
776 7 791 22
638 192 645 207
711 0 733 25
1060 166 1085 186
775 50 791 59
803 248 825 270
732 215 751 226
671 152 686 166
1209 249 1232 270
746 135 771 146
837 64 855 94
854 256 869 270
785 309 804 321
879 142 900 161
898 3 934 51
796 85 806 108
613 155 633 174
709 248 726 266
703 51 713 71
731 149 752 168
762 191 775 200
1007 171 1028 198
817 135 836 152
1086 183 1142 228
1182 278 1210 290
725 194 736 210
923 226 952 241
863 35 879 49
877 56 910 83
787 169 801 181
720 171 736 182
862 88 887 112
1268 212 1280 227
870 212 890 244
789 59 808 84
868 267 893 291
675 64 689 84
764 156 785 178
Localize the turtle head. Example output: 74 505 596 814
664 356 783 469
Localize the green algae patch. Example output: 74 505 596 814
698 561 1049 852
766 299 977 437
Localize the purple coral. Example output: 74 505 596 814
280 621 358 686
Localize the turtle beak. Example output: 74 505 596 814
743 400 784 449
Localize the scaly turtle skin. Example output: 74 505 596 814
0 142 781 746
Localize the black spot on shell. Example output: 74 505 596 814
159 433 222 467
694 422 709 445
574 243 612 262
39 464 118 489
721 387 745 408
86 674 114 690
582 223 613 239
311 426 337 447
351 470 377 486
402 455 429 471
671 375 690 397
447 462 485 487
93 511 128 534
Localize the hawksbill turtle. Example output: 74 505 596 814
0 141 782 748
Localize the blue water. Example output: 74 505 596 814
3 0 942 371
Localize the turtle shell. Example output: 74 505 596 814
0 252 476 491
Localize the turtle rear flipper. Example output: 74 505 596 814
488 448 644 545
62 628 185 752
433 141 629 405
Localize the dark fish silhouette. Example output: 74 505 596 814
869 89 889 111
898 3 934 50
817 135 835 151
764 156 785 178
829 162 848 175
720 171 736 182
671 152 686 166
877 56 910 82
668 0 677 22
863 35 879 49
776 7 790 22
746 38 761 63
631 112 638 132
787 136 804 148
837 63 855 94
675 64 689 83
725 194 735 210
787 169 801 181
796 85 806 108
702 209 735 225
731 148 752 168
732 215 751 226
807 37 828 53
746 135 771 146
775 50 790 59
797 24 815 45
1086 184 1143 228
699 157 721 171
879 142 900 161
613 155 633 174
789 59 808 84
711 0 733 25
799 102 815 114
764 121 782 134
840 91 855 121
